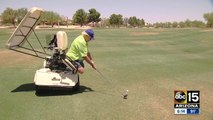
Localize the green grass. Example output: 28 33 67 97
0 28 213 120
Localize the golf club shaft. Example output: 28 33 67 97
95 69 124 96
96 69 104 77
95 69 111 83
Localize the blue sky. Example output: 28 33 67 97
0 0 212 23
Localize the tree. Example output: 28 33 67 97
109 14 123 27
139 19 145 27
99 18 110 28
1 8 17 27
72 9 88 27
123 17 129 27
41 11 61 27
16 8 27 23
88 8 101 27
203 12 213 27
128 16 138 27
154 22 163 28
191 20 205 28
184 19 192 27
128 16 145 27
179 21 185 28
172 21 178 28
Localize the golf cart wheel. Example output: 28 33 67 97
73 75 80 91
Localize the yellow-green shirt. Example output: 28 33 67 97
66 35 88 61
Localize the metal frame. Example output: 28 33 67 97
9 16 50 59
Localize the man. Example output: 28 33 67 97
66 29 96 74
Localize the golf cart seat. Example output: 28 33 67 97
52 31 77 73
56 31 68 51
57 31 77 73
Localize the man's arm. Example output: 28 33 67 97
87 52 93 61
83 55 96 70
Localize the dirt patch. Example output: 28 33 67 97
130 32 159 36
130 40 162 46
35 25 92 30
200 29 213 32
0 50 40 67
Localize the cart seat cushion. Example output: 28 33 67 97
56 31 68 51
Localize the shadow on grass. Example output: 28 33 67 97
11 83 35 92
11 83 94 97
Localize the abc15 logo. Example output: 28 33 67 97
174 90 200 104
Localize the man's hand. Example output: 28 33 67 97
91 61 97 70
84 56 97 70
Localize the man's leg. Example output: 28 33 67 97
73 60 85 74
78 67 84 74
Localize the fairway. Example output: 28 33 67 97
0 28 213 120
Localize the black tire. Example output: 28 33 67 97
73 75 80 91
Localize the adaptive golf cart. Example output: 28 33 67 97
6 7 79 92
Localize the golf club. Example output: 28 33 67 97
95 69 129 99
95 69 111 82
